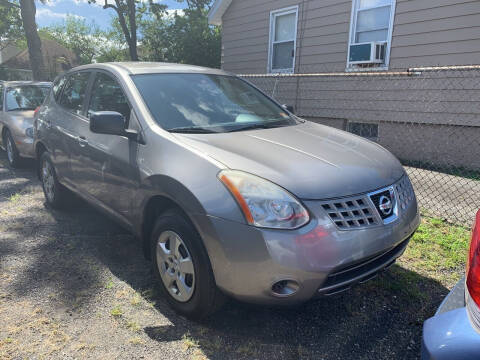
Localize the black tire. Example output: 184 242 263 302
151 208 225 319
3 130 21 168
39 152 70 209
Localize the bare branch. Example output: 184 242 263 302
103 0 117 11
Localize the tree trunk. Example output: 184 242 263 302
111 0 138 61
19 0 46 80
126 0 138 61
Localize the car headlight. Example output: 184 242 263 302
218 170 309 229
25 127 34 138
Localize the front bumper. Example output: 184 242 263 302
1 118 35 158
14 134 35 158
1 127 35 158
422 277 480 360
192 193 420 305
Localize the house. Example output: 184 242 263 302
1 38 78 81
208 0 480 171
209 0 480 73
0 44 22 65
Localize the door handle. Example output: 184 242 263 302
78 136 88 147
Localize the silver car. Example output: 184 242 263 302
422 209 480 359
34 63 420 319
0 81 51 167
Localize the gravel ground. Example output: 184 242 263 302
0 153 451 360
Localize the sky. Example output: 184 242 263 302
35 0 187 30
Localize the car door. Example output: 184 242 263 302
43 74 70 178
0 82 5 138
54 71 93 188
83 71 142 221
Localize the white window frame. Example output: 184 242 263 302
268 6 299 74
346 0 396 71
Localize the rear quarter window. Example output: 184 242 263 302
0 83 4 110
52 75 67 102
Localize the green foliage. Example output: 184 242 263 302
0 1 23 51
38 0 221 66
401 216 470 285
87 0 164 61
409 217 470 270
141 3 221 68
110 306 123 317
42 16 128 64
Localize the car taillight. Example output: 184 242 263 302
466 209 480 333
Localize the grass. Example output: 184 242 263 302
110 306 123 318
126 321 141 333
364 215 471 305
130 293 142 306
182 333 199 351
236 341 259 357
401 216 471 285
8 193 20 203
104 279 114 289
128 337 145 345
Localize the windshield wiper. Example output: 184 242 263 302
226 121 286 133
168 127 217 134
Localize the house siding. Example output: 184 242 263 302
222 0 352 73
221 0 480 74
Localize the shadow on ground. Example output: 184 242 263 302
0 152 448 360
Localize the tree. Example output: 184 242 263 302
141 1 221 68
45 16 108 65
19 0 46 79
88 0 165 61
0 0 47 80
0 0 23 51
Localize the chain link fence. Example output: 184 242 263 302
239 65 480 226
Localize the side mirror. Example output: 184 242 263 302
282 104 295 114
89 111 138 140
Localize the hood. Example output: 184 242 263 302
176 122 405 199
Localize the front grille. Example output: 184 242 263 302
321 175 416 230
395 175 415 211
321 196 379 230
318 238 410 294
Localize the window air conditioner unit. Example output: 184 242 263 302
349 42 386 64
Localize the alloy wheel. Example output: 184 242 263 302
6 136 14 164
156 230 195 302
42 159 55 203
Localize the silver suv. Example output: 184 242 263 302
34 63 420 319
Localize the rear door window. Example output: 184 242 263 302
87 72 131 121
59 72 91 115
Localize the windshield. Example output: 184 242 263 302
5 85 50 111
131 73 297 133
